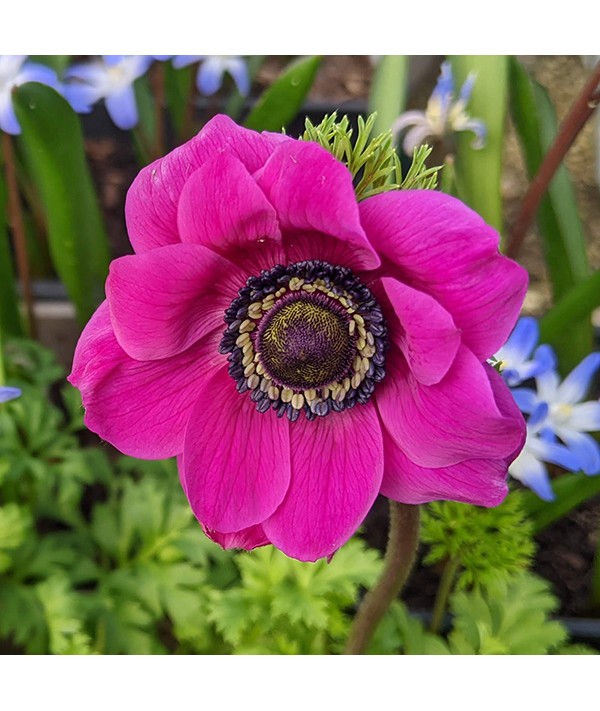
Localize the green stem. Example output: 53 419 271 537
343 501 420 655
429 556 461 634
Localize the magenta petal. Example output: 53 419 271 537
380 433 508 507
107 243 245 361
360 191 528 360
177 152 284 270
376 345 525 468
125 114 284 254
183 369 291 533
379 276 460 386
262 404 383 562
254 141 380 271
202 523 270 551
68 302 224 458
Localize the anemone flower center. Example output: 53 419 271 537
219 260 388 422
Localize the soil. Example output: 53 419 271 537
61 56 600 619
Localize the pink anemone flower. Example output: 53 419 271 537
69 114 527 562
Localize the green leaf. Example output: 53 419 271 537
449 573 568 654
0 503 31 573
517 473 600 534
368 56 408 135
368 602 450 655
450 55 508 232
244 56 322 132
13 82 110 325
0 581 47 653
540 269 600 344
508 57 592 369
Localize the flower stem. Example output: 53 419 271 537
2 131 36 337
343 501 420 655
505 62 600 259
429 556 461 634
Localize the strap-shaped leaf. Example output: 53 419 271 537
244 56 321 133
13 82 110 325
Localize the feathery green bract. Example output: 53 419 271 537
301 113 441 200
421 495 535 590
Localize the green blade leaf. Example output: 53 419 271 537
540 269 600 344
450 55 508 232
13 82 110 325
244 56 321 133
517 472 600 534
368 56 408 136
508 57 592 369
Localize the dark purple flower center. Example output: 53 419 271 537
257 291 355 391
220 260 388 421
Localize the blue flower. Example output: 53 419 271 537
513 353 600 476
494 317 556 387
508 402 581 501
392 61 487 155
0 386 21 403
172 55 250 97
0 55 60 135
64 55 152 130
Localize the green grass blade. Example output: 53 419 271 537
244 56 322 133
509 58 592 369
368 56 408 135
540 269 600 344
0 169 23 336
13 82 110 325
450 55 508 232
518 472 600 534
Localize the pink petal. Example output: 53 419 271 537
379 275 461 386
376 345 525 468
380 432 508 507
202 523 270 551
125 114 285 254
262 404 384 562
107 243 245 361
485 362 527 462
177 151 285 273
68 301 224 458
360 191 528 360
254 140 380 271
182 368 291 533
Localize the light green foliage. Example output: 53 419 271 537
368 602 451 655
301 113 441 200
448 573 567 654
209 539 382 654
0 504 31 573
1 338 595 655
421 494 535 589
0 338 386 655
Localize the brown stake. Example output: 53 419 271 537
2 131 36 337
505 63 600 260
